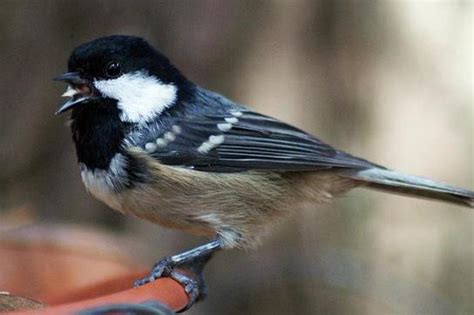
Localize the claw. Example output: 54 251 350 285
133 275 154 287
170 270 201 312
134 256 176 287
134 261 206 312
150 256 175 278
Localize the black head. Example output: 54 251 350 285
67 35 186 85
55 35 191 122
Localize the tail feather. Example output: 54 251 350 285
341 168 474 208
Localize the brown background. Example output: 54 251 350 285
0 1 472 314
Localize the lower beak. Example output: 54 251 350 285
54 72 93 115
55 95 92 115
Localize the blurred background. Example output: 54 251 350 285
0 1 472 314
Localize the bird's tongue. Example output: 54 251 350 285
61 84 93 99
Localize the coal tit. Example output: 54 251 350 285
55 35 473 307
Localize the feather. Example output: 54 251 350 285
126 87 379 172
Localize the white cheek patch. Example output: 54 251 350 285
94 71 178 123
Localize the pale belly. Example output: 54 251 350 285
79 161 218 237
78 151 355 249
80 165 125 212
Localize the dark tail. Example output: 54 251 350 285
340 168 474 208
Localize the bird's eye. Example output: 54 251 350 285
105 62 122 78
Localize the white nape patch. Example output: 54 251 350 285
224 117 239 124
217 123 232 132
94 71 178 123
197 135 225 153
80 153 128 212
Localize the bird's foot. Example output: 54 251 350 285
134 256 176 285
134 256 205 312
134 239 221 312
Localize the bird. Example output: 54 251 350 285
55 35 473 309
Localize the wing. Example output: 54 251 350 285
127 107 381 173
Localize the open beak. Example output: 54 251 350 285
54 72 95 115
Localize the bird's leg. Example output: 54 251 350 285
134 238 222 311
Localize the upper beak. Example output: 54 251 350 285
54 72 93 115
53 72 88 85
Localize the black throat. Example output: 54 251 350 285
70 99 131 170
